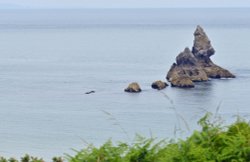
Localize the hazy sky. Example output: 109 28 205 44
1 0 250 8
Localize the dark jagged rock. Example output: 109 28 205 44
124 82 141 93
167 25 235 88
151 80 168 90
192 25 215 59
176 47 197 66
203 66 235 78
167 48 209 84
192 25 235 79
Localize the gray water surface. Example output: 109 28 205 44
0 8 250 159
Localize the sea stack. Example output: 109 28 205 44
167 25 235 88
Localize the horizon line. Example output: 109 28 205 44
1 7 250 10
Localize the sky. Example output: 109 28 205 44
1 0 250 9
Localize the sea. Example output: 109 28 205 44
0 8 250 159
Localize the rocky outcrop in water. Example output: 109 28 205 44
124 82 142 93
151 80 168 90
85 90 95 94
167 25 235 88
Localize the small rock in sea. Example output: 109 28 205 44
124 82 141 93
151 80 168 90
166 25 235 88
85 90 95 94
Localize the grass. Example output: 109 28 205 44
1 113 250 162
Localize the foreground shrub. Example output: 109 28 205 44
1 113 249 162
0 155 45 162
68 113 250 162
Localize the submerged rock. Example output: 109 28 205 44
151 80 168 90
124 82 141 93
85 90 95 94
167 25 235 88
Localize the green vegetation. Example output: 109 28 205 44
67 113 250 162
0 154 63 162
1 113 250 162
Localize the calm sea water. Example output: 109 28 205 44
0 8 250 159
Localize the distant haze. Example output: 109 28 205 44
0 0 250 9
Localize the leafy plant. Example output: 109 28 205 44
1 113 249 162
68 113 250 162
